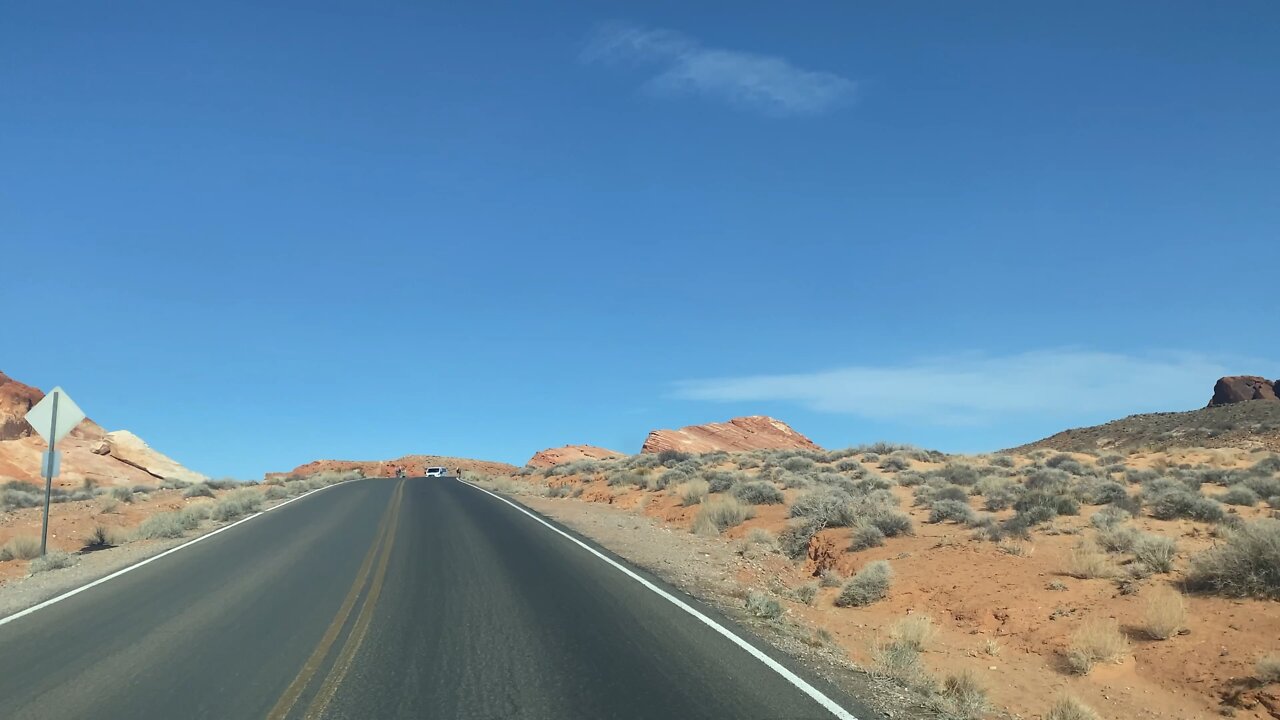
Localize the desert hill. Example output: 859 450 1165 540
1013 374 1280 454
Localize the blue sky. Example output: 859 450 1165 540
2 2 1276 478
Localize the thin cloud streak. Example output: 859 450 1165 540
673 350 1256 425
581 22 854 116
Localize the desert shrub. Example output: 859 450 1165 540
777 471 810 489
819 568 844 587
879 455 911 472
777 517 823 559
733 481 785 505
896 470 925 487
703 470 745 493
606 471 645 486
989 455 1016 468
1144 587 1187 640
183 483 214 498
211 489 264 522
695 497 754 533
1186 519 1280 599
745 591 783 619
871 637 929 686
938 671 989 720
182 504 211 523
655 468 690 490
735 456 761 469
691 513 718 536
849 523 885 551
745 527 776 546
135 510 199 539
794 582 819 605
0 486 43 512
933 463 981 486
1066 619 1128 674
1258 654 1280 684
0 536 42 561
1253 455 1280 474
1090 505 1131 529
1146 488 1227 522
1014 491 1080 519
834 459 862 473
835 561 893 607
679 480 709 506
83 524 119 550
1064 542 1117 579
982 485 1019 511
868 508 913 537
1046 696 1100 720
1243 475 1280 499
914 482 968 507
1025 467 1072 493
856 474 895 492
29 550 77 574
929 499 976 524
790 489 857 526
1132 534 1177 573
781 456 815 472
657 449 691 467
1095 525 1138 553
889 615 936 651
1085 481 1129 506
1221 484 1260 506
111 487 134 503
263 484 288 500
205 479 240 490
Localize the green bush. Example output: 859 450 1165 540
29 550 77 574
1221 485 1260 507
745 591 783 619
849 523 885 551
835 561 893 607
694 498 755 533
1186 519 1280 599
732 481 785 505
182 483 214 498
929 499 976 524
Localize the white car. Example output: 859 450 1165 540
424 467 447 477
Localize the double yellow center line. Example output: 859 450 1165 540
267 478 406 720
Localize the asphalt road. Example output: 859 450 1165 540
0 478 866 719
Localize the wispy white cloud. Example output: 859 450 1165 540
673 350 1259 425
581 22 855 117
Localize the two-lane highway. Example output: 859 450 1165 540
0 478 866 719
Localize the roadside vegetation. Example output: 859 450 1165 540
492 443 1280 720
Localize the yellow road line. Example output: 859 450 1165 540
266 480 404 720
302 478 405 719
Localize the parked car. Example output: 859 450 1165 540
424 467 447 477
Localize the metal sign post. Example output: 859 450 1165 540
24 387 88 556
39 391 60 556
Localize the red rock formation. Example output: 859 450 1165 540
0 370 197 487
526 445 624 468
1208 376 1279 407
640 416 821 455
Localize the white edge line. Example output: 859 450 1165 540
0 480 351 627
459 479 860 720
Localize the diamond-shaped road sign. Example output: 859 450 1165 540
24 387 87 447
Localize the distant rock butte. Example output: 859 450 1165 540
270 455 519 480
1208 375 1279 407
640 416 822 455
526 445 624 468
0 370 204 487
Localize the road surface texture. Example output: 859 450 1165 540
0 478 869 719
